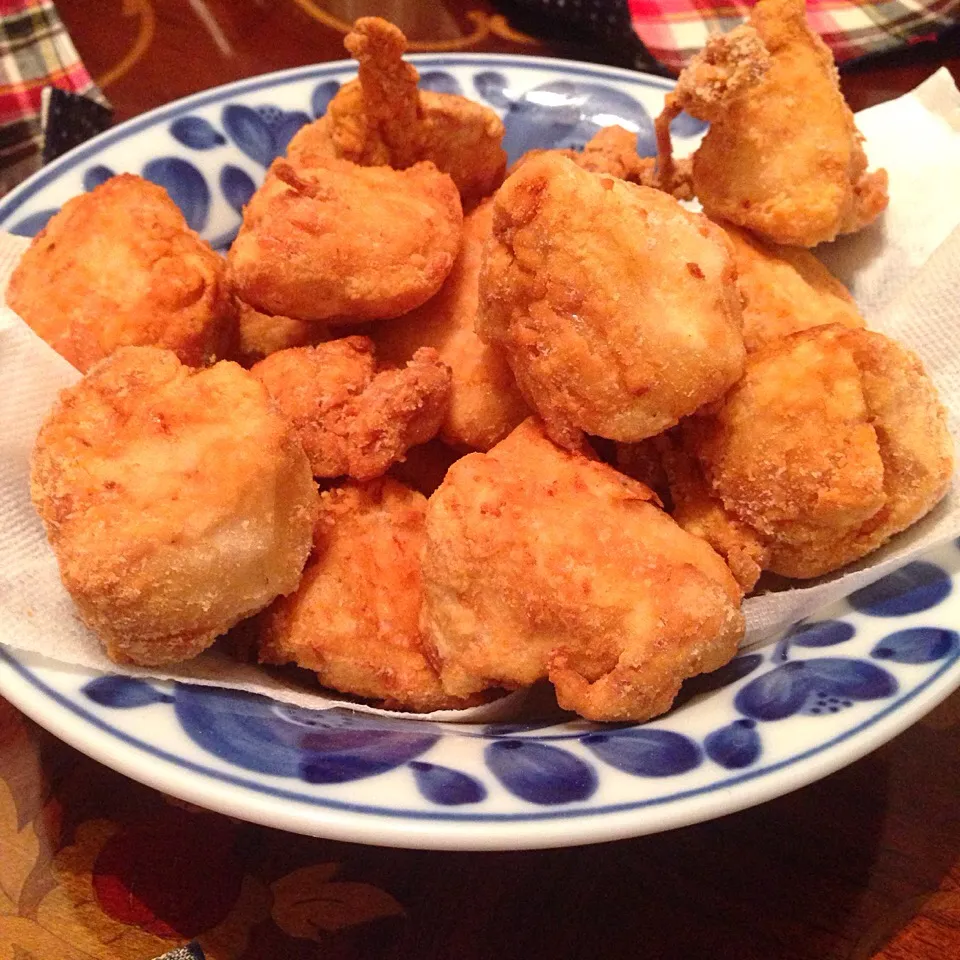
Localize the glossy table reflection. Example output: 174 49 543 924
1 2 958 957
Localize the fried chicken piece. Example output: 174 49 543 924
257 479 473 712
338 17 421 168
662 0 889 246
722 223 865 352
478 153 745 449
511 126 697 201
654 26 771 197
671 326 953 585
235 300 329 365
577 125 656 181
287 17 506 208
7 174 235 373
658 431 768 592
373 200 530 451
251 338 451 480
31 347 317 665
510 127 656 182
421 419 744 722
228 157 462 323
508 147 580 175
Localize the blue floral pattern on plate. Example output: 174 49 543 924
0 56 958 849
68 539 958 806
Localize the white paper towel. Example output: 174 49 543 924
2 70 959 711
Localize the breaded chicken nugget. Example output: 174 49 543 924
421 418 744 722
722 223 864 352
31 347 317 665
258 479 472 711
576 125 655 181
228 157 462 323
288 17 506 208
477 153 745 449
251 338 451 480
658 431 769 592
235 300 329 365
373 201 530 451
662 0 888 246
8 174 234 372
511 126 656 182
670 326 953 586
654 26 770 198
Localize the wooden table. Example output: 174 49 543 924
3 3 960 958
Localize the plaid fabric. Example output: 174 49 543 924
0 0 105 193
629 0 960 72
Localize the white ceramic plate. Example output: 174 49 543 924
1 55 958 851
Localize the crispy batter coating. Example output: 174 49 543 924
373 201 530 451
7 174 235 373
654 26 771 197
722 222 864 352
510 126 675 191
477 153 745 448
658 432 768 592
576 125 656 181
235 300 329 364
421 418 745 722
227 157 462 322
339 17 421 167
672 326 953 585
664 0 888 246
257 479 472 711
287 17 506 207
30 347 317 665
251 338 451 480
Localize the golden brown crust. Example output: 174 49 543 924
510 126 664 191
372 201 530 451
8 174 235 372
234 300 330 364
658 431 768 592
288 18 506 208
576 125 655 182
682 326 953 580
257 478 473 712
477 153 745 448
416 91 508 209
692 327 888 554
682 0 888 245
720 222 864 351
227 157 462 322
252 338 452 480
421 418 744 722
654 25 771 197
341 18 421 168
30 347 317 665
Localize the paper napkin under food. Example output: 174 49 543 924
1 70 959 717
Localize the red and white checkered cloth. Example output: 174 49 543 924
0 0 105 193
630 0 959 72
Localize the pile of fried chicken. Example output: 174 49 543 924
15 4 953 722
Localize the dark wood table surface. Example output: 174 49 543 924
2 2 959 958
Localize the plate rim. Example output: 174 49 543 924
3 641 959 850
